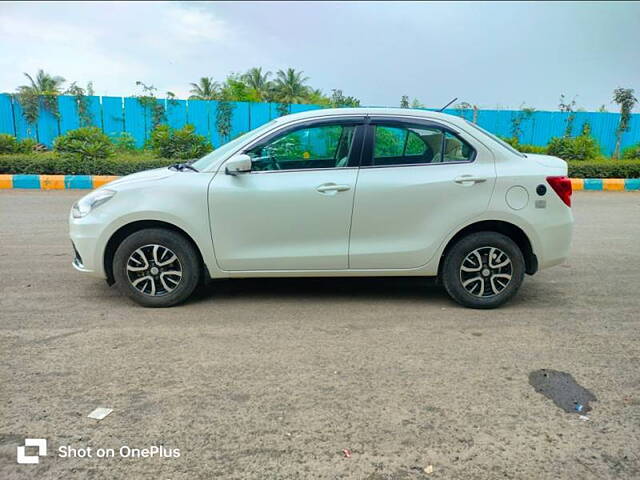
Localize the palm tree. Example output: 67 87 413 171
307 88 331 106
17 69 66 123
273 68 310 105
19 69 66 96
242 67 272 101
189 77 219 100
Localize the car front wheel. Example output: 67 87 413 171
442 231 525 309
113 228 201 307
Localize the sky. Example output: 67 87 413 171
1 1 639 111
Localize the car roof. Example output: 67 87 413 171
275 107 468 127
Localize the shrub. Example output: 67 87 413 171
0 152 174 176
498 136 547 155
0 134 20 153
20 139 38 153
2 154 640 179
112 132 137 152
547 135 600 161
0 134 37 154
517 143 547 154
54 127 114 161
146 124 212 159
499 136 519 148
567 159 640 178
622 143 640 160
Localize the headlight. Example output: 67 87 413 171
72 189 116 218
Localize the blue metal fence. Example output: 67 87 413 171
0 93 638 156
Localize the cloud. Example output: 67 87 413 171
0 1 236 96
0 1 638 109
166 4 230 43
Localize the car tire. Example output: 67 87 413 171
442 231 525 309
113 228 201 307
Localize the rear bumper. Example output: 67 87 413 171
535 215 573 270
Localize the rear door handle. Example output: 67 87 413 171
316 183 351 193
454 175 487 185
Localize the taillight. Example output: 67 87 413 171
546 176 572 207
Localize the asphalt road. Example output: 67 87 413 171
1 190 639 479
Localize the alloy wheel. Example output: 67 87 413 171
459 246 513 297
126 244 182 296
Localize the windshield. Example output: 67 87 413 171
464 120 525 158
191 120 278 171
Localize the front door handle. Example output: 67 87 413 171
316 183 351 194
454 175 487 186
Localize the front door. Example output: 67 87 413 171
209 120 364 271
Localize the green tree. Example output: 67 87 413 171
135 81 170 129
216 86 235 143
222 74 255 102
189 77 220 100
64 81 95 126
455 102 472 117
558 94 577 137
307 88 331 106
400 95 409 108
20 69 65 96
16 69 66 124
612 87 638 159
330 89 360 108
276 103 290 116
510 103 535 141
273 68 310 105
455 101 480 123
242 67 272 101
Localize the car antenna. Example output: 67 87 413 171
438 97 458 112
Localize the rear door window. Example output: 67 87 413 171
370 123 474 166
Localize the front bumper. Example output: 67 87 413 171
71 241 92 272
69 211 107 278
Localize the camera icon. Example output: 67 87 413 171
17 439 47 464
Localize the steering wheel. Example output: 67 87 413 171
267 157 282 171
252 153 281 171
261 149 282 171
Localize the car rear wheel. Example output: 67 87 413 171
113 228 200 307
442 231 525 309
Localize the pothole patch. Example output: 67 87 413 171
529 369 597 413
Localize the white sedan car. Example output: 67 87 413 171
70 108 573 308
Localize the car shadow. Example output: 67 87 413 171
190 276 450 304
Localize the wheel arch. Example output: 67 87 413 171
103 220 209 286
437 220 538 280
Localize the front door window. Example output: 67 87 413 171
246 124 357 171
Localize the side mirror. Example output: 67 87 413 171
225 154 252 176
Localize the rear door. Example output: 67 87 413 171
349 118 496 269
